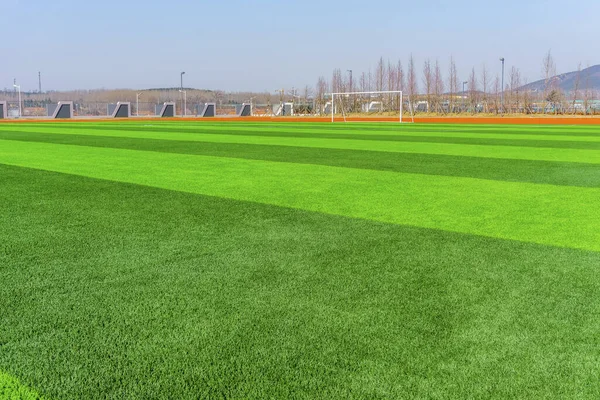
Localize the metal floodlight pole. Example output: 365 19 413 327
180 71 185 117
500 57 505 113
463 81 468 111
13 84 21 118
136 92 143 117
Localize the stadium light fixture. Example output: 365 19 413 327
13 84 21 118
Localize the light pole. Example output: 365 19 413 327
180 71 185 117
500 57 505 113
179 90 187 117
462 81 468 111
13 84 21 118
136 92 143 117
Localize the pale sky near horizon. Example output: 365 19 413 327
1 0 598 93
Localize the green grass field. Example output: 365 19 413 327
1 121 600 399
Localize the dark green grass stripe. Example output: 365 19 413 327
60 124 600 149
18 121 600 137
74 121 600 137
2 130 600 188
2 164 600 399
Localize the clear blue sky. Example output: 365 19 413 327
2 0 598 92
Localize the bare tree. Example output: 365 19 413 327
422 59 432 112
468 67 478 112
376 57 385 92
303 85 313 101
584 63 591 114
359 72 368 92
492 75 500 113
481 64 489 112
542 49 557 112
407 54 418 103
331 68 343 94
397 60 405 92
572 62 582 114
316 76 329 114
433 59 444 113
509 66 521 113
387 60 398 109
447 56 458 112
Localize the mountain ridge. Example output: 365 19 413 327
519 65 600 93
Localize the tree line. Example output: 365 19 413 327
314 50 599 115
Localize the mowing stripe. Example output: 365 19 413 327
3 164 600 398
2 131 600 188
0 139 598 252
12 121 600 137
2 127 600 165
6 124 600 149
0 370 45 400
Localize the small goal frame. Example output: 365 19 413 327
329 90 414 123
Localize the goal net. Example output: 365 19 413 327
329 90 414 123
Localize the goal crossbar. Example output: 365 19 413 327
328 90 412 123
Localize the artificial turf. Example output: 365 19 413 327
1 121 599 399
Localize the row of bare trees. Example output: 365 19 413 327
315 50 599 115
2 50 598 116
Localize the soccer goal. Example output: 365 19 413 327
329 90 414 123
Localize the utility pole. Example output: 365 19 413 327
500 57 505 113
38 71 42 93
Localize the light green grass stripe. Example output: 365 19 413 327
5 126 600 165
7 123 600 142
0 371 44 400
22 121 600 134
0 139 598 252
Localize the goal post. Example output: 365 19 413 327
329 90 414 123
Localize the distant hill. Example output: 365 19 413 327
519 64 600 93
